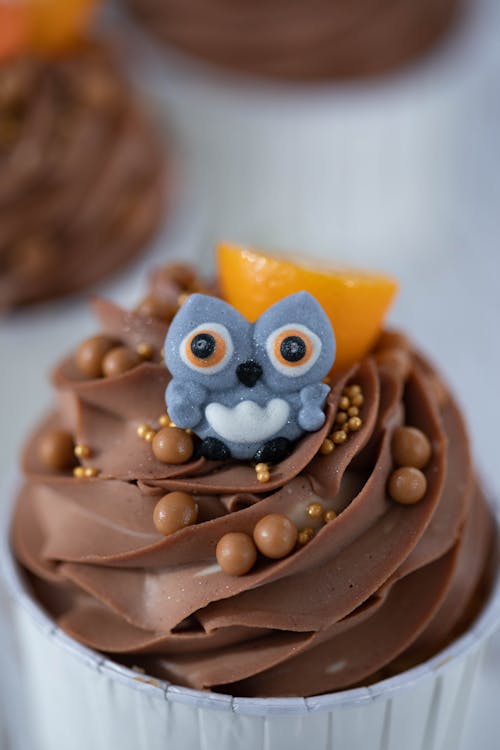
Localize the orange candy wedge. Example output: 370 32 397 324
217 243 398 372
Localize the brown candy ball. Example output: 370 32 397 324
392 426 432 469
376 330 410 352
375 348 412 381
102 346 140 378
152 427 194 464
153 492 198 536
165 263 197 290
253 514 298 559
136 295 177 321
75 335 116 378
388 467 427 505
38 429 75 471
216 532 257 576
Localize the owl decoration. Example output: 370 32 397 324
164 292 336 463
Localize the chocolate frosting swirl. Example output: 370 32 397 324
0 42 166 309
126 0 462 81
11 264 496 697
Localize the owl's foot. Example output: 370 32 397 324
254 438 293 465
200 437 232 461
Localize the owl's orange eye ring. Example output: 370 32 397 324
266 324 321 377
181 323 233 373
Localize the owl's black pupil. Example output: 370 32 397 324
280 335 306 362
191 333 216 359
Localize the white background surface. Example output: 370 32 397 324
1 7 500 749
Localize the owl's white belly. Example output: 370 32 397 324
205 399 290 444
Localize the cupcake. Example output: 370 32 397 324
119 0 500 268
124 0 461 81
0 2 166 310
3 245 499 750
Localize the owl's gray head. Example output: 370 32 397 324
164 291 335 393
164 294 252 391
253 291 335 393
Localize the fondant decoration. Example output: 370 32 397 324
164 292 335 462
217 243 398 371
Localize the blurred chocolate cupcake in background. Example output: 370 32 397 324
0 1 167 310
124 0 461 81
121 0 500 270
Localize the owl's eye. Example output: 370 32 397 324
181 323 233 373
266 324 321 377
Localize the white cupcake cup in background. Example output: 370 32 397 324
111 0 500 272
1 474 500 750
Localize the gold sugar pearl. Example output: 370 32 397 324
298 528 315 545
351 393 364 407
136 342 154 360
255 463 270 482
348 416 362 432
332 430 347 445
324 509 337 523
158 414 171 428
144 430 156 443
177 292 190 307
344 384 361 397
319 438 334 455
307 502 323 519
83 467 99 478
73 466 86 478
335 411 348 425
347 406 359 417
339 396 350 411
137 424 151 439
74 444 91 459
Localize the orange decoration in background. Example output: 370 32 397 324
28 0 97 54
0 0 97 61
217 243 399 372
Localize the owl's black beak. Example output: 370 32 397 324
236 360 263 388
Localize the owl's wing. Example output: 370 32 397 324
298 383 330 431
165 379 207 429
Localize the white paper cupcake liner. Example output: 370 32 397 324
2 473 500 750
112 0 500 271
